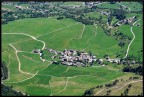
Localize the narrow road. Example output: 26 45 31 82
118 3 131 11
82 24 97 51
78 24 85 39
68 24 85 44
86 24 97 44
95 88 104 95
123 19 140 58
9 44 35 76
4 71 38 84
54 77 69 95
2 33 46 50
95 80 142 95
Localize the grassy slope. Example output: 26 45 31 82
18 52 48 74
3 47 32 82
38 22 83 51
97 2 120 9
12 40 43 52
120 2 142 11
2 5 18 11
2 34 32 45
86 25 121 58
6 75 52 96
2 17 77 37
2 16 142 96
128 26 142 57
93 73 143 96
50 77 67 94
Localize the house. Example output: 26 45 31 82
32 49 41 54
107 59 112 62
97 59 103 64
40 53 43 57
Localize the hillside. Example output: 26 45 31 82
2 1 143 96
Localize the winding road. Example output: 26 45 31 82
2 14 142 95
123 19 141 58
2 33 46 50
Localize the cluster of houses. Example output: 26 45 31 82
84 2 101 8
115 16 136 26
99 11 110 15
104 56 136 65
46 48 97 67
32 48 136 67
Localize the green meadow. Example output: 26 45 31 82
2 15 142 96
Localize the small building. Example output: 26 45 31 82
32 49 41 54
131 61 135 64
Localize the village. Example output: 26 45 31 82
32 47 136 67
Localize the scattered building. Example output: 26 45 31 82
115 16 136 27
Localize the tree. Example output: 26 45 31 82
83 88 94 96
112 9 127 20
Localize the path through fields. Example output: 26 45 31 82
36 22 79 38
118 3 131 11
2 17 142 96
123 19 140 58
2 33 46 50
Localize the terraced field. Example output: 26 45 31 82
2 16 142 96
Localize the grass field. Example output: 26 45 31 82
120 2 142 11
2 5 18 11
2 15 143 96
97 2 120 9
62 2 83 6
128 25 142 58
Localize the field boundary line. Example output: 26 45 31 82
36 22 79 38
4 62 52 83
6 54 11 81
22 55 40 63
86 24 97 44
78 24 85 39
10 39 33 45
54 77 69 95
49 79 53 96
68 24 85 44
4 71 38 84
9 44 35 75
82 24 97 51
95 88 105 95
